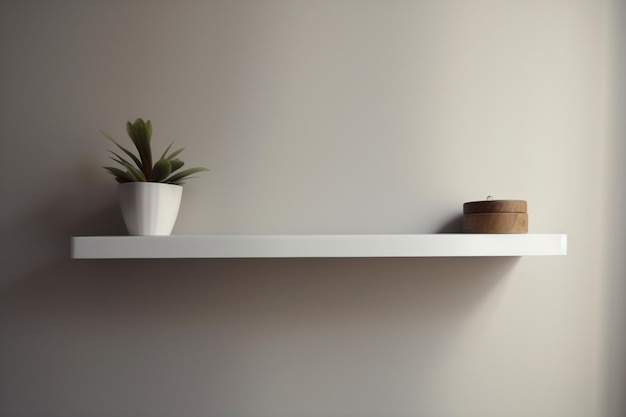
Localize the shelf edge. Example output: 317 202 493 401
71 234 568 259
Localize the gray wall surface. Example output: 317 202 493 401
1 1 623 416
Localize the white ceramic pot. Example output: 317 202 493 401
118 182 183 236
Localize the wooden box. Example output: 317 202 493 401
463 199 528 234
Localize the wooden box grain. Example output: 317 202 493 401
463 200 528 234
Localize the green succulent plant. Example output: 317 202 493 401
102 118 208 185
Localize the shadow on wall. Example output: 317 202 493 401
0 184 126 288
436 214 464 233
0 253 520 415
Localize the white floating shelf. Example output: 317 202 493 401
71 234 567 259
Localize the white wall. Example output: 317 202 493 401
0 1 621 417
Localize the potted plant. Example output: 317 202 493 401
102 118 208 236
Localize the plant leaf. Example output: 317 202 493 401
126 120 139 145
107 152 146 182
151 158 172 182
107 150 135 168
170 159 184 173
126 118 152 179
145 119 153 141
109 153 146 181
101 130 143 170
160 141 174 160
165 147 184 161
170 176 201 185
103 167 136 182
164 167 209 184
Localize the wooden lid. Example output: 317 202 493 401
463 199 527 214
